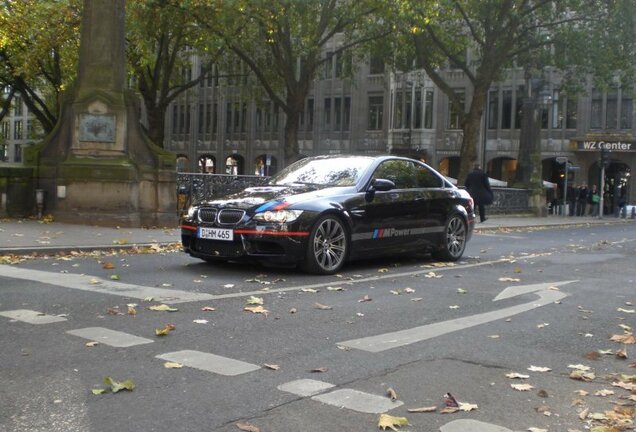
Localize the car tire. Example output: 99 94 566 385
433 214 467 261
302 215 349 275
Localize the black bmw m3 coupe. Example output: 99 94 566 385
181 155 475 274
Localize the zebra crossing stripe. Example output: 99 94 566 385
156 350 260 376
311 389 403 414
0 309 67 325
66 327 153 347
277 379 335 397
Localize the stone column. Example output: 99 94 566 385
26 0 176 227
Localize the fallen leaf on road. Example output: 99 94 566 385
309 367 328 373
506 372 530 379
511 383 534 391
148 304 178 312
458 402 478 411
201 306 216 311
313 303 333 310
246 296 264 305
102 262 115 269
440 406 459 414
594 389 614 397
85 341 99 347
243 306 269 316
223 284 235 288
527 428 547 432
616 347 628 359
236 421 260 432
103 376 135 393
91 388 106 395
449 305 459 309
110 274 120 280
107 307 123 315
407 406 436 413
377 414 408 430
568 364 592 371
411 298 423 302
301 288 319 293
619 324 633 332
193 319 208 324
404 288 415 294
457 288 467 294
358 295 372 302
263 364 280 370
127 306 137 316
378 268 389 273
425 272 442 278
618 308 636 314
569 370 595 381
528 366 552 372
164 362 183 369
327 286 344 291
289 308 297 314
498 277 520 282
386 387 397 401
155 323 176 336
610 333 636 344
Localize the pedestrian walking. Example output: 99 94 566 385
567 183 577 216
464 163 493 223
577 183 588 216
588 184 600 216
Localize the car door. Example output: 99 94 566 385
349 159 423 254
412 162 449 247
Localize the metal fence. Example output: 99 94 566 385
177 173 270 215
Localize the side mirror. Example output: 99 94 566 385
370 178 395 192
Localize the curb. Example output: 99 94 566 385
0 241 179 256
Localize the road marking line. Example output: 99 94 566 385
0 265 214 304
66 327 153 347
493 280 578 301
338 289 567 352
311 389 403 414
0 309 67 325
277 379 335 397
440 419 513 432
156 350 260 376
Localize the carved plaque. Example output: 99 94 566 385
79 114 116 142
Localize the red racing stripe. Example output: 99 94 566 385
234 229 309 236
180 225 197 232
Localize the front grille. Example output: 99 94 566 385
198 208 217 223
218 209 245 225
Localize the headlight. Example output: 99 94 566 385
253 210 303 224
187 206 198 219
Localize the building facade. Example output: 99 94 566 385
163 53 634 212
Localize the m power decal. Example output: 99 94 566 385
352 226 444 242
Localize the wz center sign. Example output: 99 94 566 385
572 139 636 151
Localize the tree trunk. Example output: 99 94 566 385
146 106 166 149
283 110 300 167
458 86 488 185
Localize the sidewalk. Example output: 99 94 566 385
0 215 633 255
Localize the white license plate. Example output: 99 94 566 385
198 227 234 241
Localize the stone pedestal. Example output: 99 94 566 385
25 0 176 227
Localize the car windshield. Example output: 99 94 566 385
270 157 374 187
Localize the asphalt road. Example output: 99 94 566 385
1 224 635 432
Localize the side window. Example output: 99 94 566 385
373 160 417 189
415 164 443 188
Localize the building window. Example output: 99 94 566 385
590 89 602 129
502 89 512 129
368 95 383 130
551 90 562 129
13 96 22 116
13 120 22 139
621 93 632 129
369 54 385 75
606 90 618 129
514 86 524 129
0 143 7 161
343 97 351 131
334 97 342 131
323 98 331 129
565 96 577 129
414 89 422 129
393 91 403 129
323 52 334 79
447 91 464 130
1 121 9 139
335 51 351 78
14 144 21 162
488 90 498 129
424 90 434 129
198 104 205 134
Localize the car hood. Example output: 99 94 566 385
201 184 330 211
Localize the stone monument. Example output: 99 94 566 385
25 0 176 227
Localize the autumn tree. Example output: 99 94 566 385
396 0 605 185
187 0 391 166
126 0 224 148
0 0 81 134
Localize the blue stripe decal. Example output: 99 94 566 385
372 229 379 239
255 201 278 212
